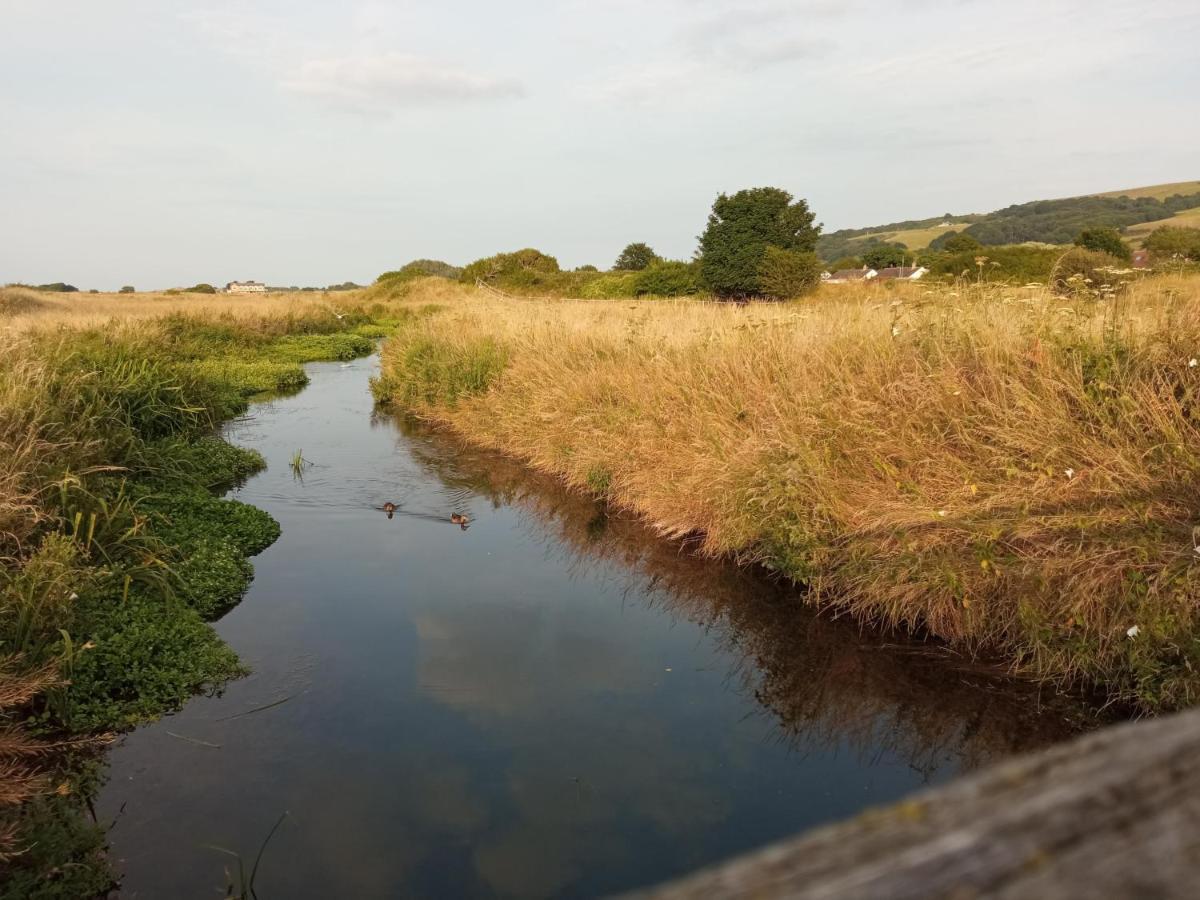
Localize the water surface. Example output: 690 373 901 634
98 356 1077 898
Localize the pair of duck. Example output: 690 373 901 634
380 502 470 529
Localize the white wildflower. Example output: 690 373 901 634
1064 468 1075 479
1189 358 1198 368
891 325 901 337
1126 625 1140 639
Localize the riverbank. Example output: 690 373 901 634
373 273 1200 711
0 291 410 895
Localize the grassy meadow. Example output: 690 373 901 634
374 272 1200 711
0 287 414 895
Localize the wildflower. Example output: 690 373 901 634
1126 625 1140 639
1189 358 1198 368
891 325 901 337
1064 468 1075 479
937 510 947 517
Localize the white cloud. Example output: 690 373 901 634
281 52 525 110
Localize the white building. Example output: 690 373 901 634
226 280 268 294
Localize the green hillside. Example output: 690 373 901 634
818 180 1200 261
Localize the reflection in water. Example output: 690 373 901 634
96 359 1083 900
395 414 1081 776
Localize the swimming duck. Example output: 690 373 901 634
450 513 470 529
382 502 397 519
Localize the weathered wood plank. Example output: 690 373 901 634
625 708 1200 899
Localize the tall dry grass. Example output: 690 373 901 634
376 274 1200 708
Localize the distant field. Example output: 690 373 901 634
847 221 974 252
1094 181 1200 201
1123 206 1200 246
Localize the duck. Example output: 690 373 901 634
382 502 397 519
450 513 470 529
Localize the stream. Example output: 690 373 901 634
97 354 1078 898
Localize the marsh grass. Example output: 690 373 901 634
376 273 1200 709
0 289 403 886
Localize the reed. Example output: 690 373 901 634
376 273 1200 709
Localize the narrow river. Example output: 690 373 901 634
98 355 1077 898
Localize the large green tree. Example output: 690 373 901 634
698 187 820 297
613 242 660 271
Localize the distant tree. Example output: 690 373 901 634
118 285 135 293
1145 226 1200 262
377 259 463 283
614 242 661 272
828 256 863 271
1074 227 1132 263
938 232 983 253
34 282 79 293
757 247 823 299
575 264 599 273
699 187 820 298
862 243 908 269
460 249 561 289
186 283 217 294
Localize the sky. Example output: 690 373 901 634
2 0 1198 290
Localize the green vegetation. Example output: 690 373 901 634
862 243 909 269
33 283 79 293
818 182 1200 261
1145 226 1200 262
1050 247 1127 294
919 245 1062 282
185 283 217 294
634 260 703 297
756 247 822 299
1075 227 1132 263
0 299 396 891
613 242 661 271
118 286 135 294
376 259 463 285
698 187 820 298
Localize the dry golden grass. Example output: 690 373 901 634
1123 206 1200 247
377 274 1200 707
0 287 357 332
1095 181 1200 201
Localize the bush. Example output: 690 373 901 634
634 261 702 297
376 259 463 283
579 272 641 298
922 245 1061 282
1075 227 1132 263
34 283 79 293
460 249 561 291
1145 226 1200 262
699 187 820 298
185 283 216 294
614 242 661 271
756 247 822 299
1050 247 1126 294
118 286 135 294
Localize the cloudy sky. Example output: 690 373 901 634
2 0 1197 289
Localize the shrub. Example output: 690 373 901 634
1145 226 1200 262
34 283 79 293
922 245 1061 282
376 259 463 283
1075 227 1132 263
756 247 822 299
699 187 820 298
614 242 661 271
185 283 216 294
460 249 561 291
1050 247 1126 294
634 261 702 297
579 272 641 298
118 286 135 294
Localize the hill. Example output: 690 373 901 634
818 180 1200 261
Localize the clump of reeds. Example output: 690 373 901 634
375 273 1200 709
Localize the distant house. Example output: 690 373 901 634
874 266 929 281
226 280 268 294
824 268 878 284
1131 249 1151 269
